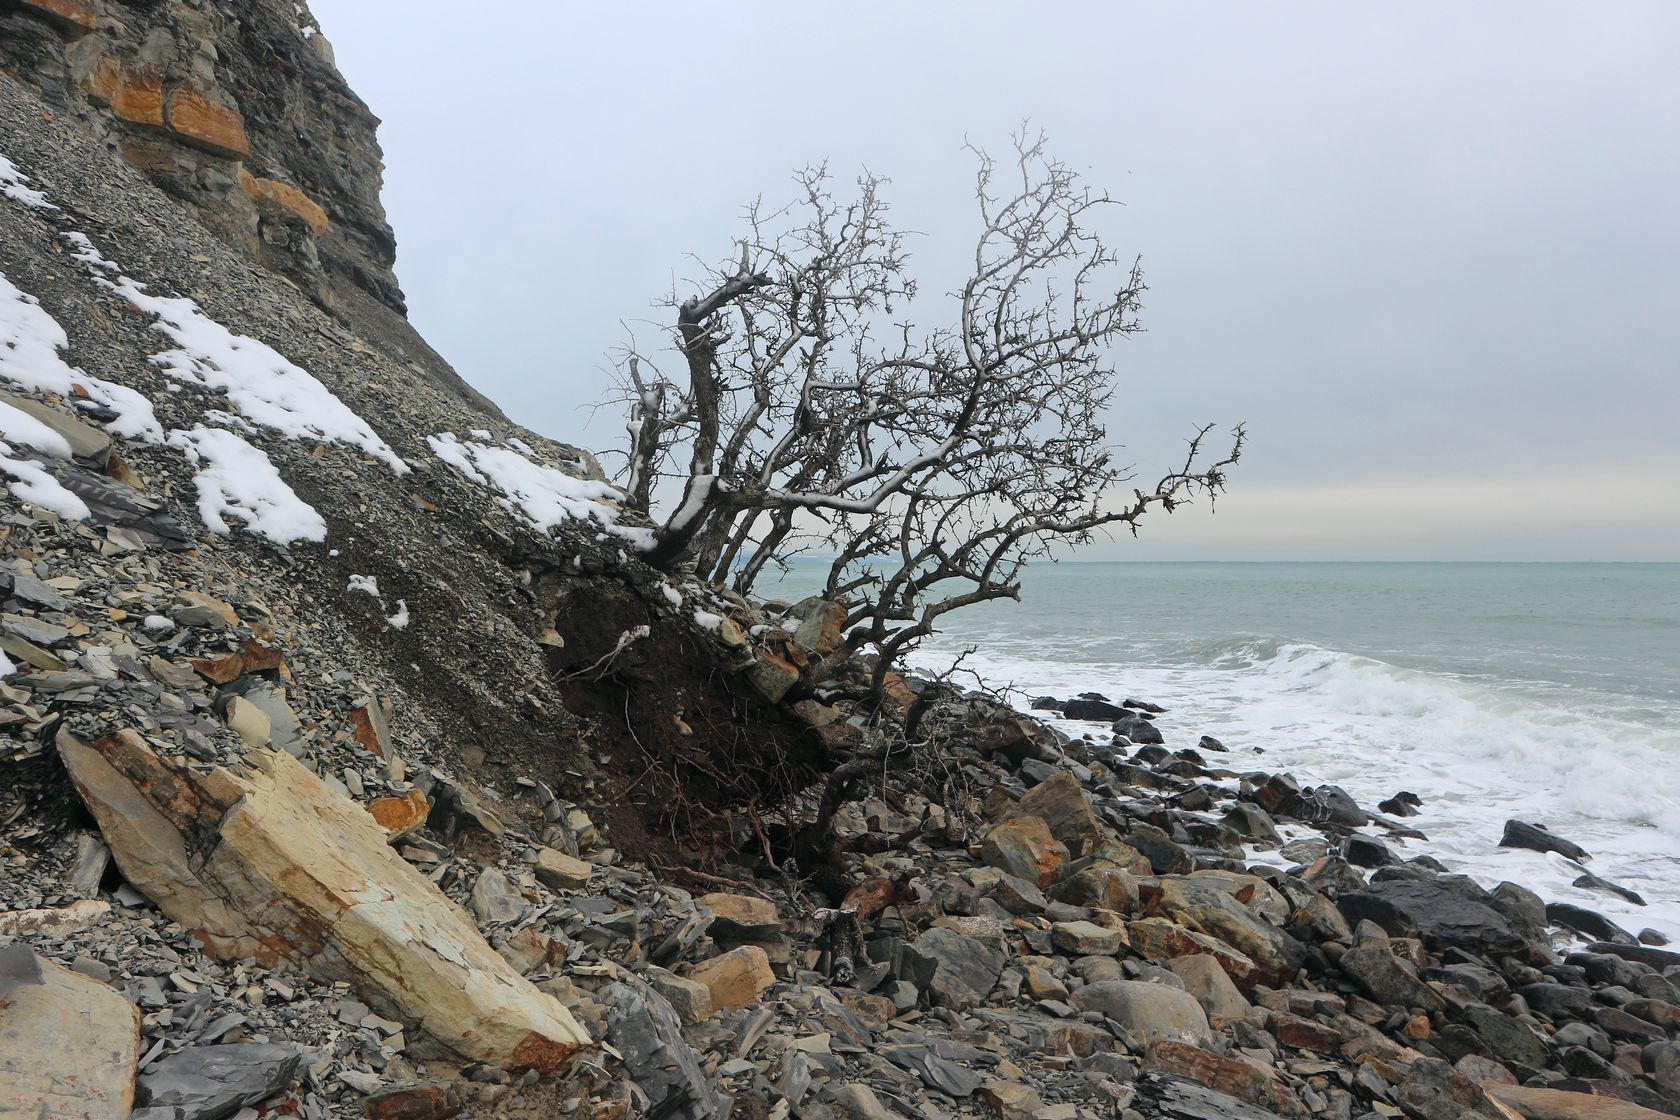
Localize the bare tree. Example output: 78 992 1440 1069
610 129 1243 694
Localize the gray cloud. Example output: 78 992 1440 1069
310 0 1680 559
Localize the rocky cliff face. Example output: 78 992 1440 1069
2 0 402 317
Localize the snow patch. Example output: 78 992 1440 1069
0 399 73 459
347 574 381 598
659 584 683 608
0 152 56 211
385 600 409 630
100 270 408 472
0 440 90 519
0 270 163 441
143 615 175 633
427 432 653 548
692 610 723 632
168 425 327 544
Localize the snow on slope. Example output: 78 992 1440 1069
63 234 408 474
0 153 55 211
168 426 327 544
428 432 652 548
0 270 163 441
0 438 91 519
0 398 73 458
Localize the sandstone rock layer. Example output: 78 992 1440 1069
57 729 591 1073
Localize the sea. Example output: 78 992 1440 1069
770 561 1680 943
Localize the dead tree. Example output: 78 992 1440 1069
609 129 1242 697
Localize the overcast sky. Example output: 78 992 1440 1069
310 1 1679 560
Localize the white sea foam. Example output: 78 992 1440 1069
911 638 1680 944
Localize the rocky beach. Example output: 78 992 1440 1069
2 3 1678 1120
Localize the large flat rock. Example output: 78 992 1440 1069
57 729 590 1074
0 946 141 1119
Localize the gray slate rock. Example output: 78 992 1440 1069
133 1043 301 1120
1133 1072 1289 1119
601 975 721 1120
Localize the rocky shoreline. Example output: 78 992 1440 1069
4 489 1679 1120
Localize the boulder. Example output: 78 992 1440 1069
1292 784 1367 829
1395 1056 1505 1120
533 847 593 891
1339 943 1446 1012
1222 804 1281 845
698 892 780 938
1501 820 1591 862
979 815 1067 889
1151 877 1307 987
687 945 774 1011
1129 917 1259 988
0 946 141 1119
1168 953 1251 1022
1062 698 1127 720
1486 1085 1675 1120
133 1043 301 1120
1003 770 1106 855
647 970 713 1023
1052 919 1127 955
1054 866 1138 915
978 1079 1045 1120
367 790 430 840
1339 874 1536 958
469 868 524 924
1141 1044 1306 1117
1128 825 1196 876
910 927 1005 1011
601 975 721 1120
56 730 590 1072
1112 714 1165 745
1075 980 1213 1047
791 600 846 655
1547 903 1635 945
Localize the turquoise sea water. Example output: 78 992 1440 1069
772 561 1680 939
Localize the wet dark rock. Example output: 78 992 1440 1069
1569 951 1652 991
1341 835 1397 868
1518 981 1593 1020
1548 902 1637 945
1291 785 1366 830
1127 824 1195 876
1377 791 1422 817
1221 804 1280 845
1250 774 1300 816
1197 735 1227 752
1457 1000 1552 1067
1126 698 1168 714
1113 714 1166 745
1501 819 1591 862
1572 872 1647 907
1339 874 1535 958
133 1043 302 1120
1062 698 1128 721
1424 961 1509 1002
